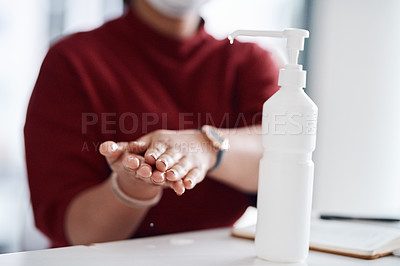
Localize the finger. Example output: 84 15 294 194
155 150 183 172
183 167 205 190
150 170 166 184
99 141 127 165
122 154 143 172
172 180 185 196
165 157 192 181
144 141 168 164
122 154 153 181
136 163 153 179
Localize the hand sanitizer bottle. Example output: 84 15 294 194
229 29 317 263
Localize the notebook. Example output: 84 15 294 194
231 207 400 259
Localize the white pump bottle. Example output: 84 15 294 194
229 29 317 263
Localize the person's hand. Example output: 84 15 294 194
131 129 218 195
99 141 171 200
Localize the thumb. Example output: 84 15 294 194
99 141 127 165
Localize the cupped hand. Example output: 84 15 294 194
131 129 218 195
99 141 171 200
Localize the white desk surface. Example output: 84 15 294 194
0 228 399 266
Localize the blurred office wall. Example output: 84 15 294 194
0 0 123 253
308 0 400 218
0 0 306 253
0 0 49 253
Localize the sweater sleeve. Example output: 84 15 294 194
24 43 109 247
235 43 280 126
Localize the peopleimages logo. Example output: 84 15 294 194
81 112 263 135
80 112 316 152
82 112 316 135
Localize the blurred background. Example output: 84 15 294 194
0 0 399 254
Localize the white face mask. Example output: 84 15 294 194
146 0 209 18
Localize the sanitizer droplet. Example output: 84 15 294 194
228 36 234 44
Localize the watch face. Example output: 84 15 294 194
203 125 230 150
209 129 224 143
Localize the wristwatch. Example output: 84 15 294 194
200 125 230 172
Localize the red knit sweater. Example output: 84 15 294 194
24 9 279 247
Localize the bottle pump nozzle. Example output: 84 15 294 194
228 29 309 65
228 28 309 88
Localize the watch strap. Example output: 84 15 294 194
198 126 228 173
207 149 225 173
